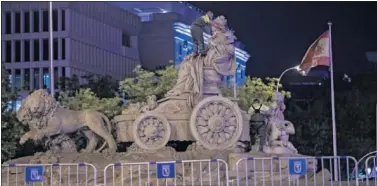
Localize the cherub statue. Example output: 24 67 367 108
264 119 298 154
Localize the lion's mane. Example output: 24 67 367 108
17 89 58 129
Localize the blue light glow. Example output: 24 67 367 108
43 73 50 89
172 22 250 85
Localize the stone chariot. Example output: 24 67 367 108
114 16 250 152
114 92 250 151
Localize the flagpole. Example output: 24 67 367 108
328 21 339 181
49 1 54 97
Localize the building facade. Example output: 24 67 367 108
1 1 141 100
112 2 250 85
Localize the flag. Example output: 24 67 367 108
298 31 331 75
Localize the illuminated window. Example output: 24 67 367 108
34 68 40 89
43 68 50 89
15 96 22 111
7 70 12 87
14 69 21 88
6 96 22 112
24 69 30 90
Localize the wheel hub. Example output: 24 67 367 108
208 115 225 132
144 125 157 137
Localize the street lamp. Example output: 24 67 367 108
276 65 301 92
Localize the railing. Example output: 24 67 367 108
365 155 377 185
233 156 358 186
1 156 366 186
1 162 97 186
103 159 229 186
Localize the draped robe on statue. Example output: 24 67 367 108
166 16 237 107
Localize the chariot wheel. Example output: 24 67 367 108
133 112 171 151
190 96 243 150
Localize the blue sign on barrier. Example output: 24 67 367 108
157 163 175 179
289 159 307 175
25 166 43 182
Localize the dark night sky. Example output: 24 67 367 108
190 1 377 77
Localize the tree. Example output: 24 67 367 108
221 76 291 111
58 88 122 119
80 74 118 98
286 95 333 156
1 66 27 162
57 73 122 119
286 72 377 158
335 73 377 159
58 74 118 99
119 67 290 111
119 65 178 103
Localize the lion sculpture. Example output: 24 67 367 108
16 89 117 153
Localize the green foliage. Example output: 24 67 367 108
58 74 117 99
221 76 291 110
335 82 377 158
286 97 333 156
58 74 80 94
57 74 121 119
58 88 122 119
1 66 27 162
287 73 377 158
154 65 180 97
119 67 290 112
81 74 118 98
119 65 178 103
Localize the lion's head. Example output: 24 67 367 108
17 89 58 129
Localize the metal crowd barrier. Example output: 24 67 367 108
1 156 364 186
1 162 97 186
365 155 377 185
234 156 359 186
103 159 229 186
